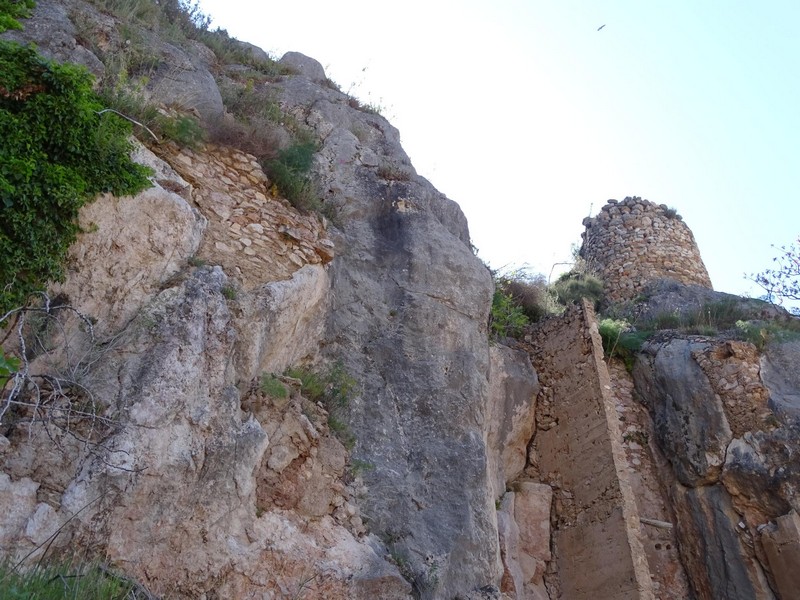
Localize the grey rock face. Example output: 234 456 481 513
633 338 732 486
279 51 327 81
486 346 539 500
672 484 776 600
632 332 800 599
762 340 800 423
276 69 501 598
144 38 224 121
0 0 105 77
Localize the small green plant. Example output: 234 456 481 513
285 362 358 446
263 141 321 213
598 318 650 371
260 373 288 399
349 458 375 476
0 350 20 390
187 255 206 267
734 319 800 350
327 415 355 449
221 285 237 300
552 271 605 308
497 270 562 322
0 560 139 599
490 289 529 339
623 430 649 446
0 0 34 33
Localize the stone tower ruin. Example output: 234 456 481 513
580 197 712 303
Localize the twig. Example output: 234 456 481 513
97 109 159 142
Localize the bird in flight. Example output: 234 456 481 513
597 24 606 31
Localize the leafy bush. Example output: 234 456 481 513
598 318 650 370
551 271 604 308
285 362 357 411
0 0 34 33
0 41 151 315
490 289 529 339
501 271 561 322
263 141 321 212
735 319 800 350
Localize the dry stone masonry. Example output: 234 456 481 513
159 142 334 289
581 197 712 302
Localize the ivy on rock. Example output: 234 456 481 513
0 40 152 314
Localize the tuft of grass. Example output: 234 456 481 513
552 271 605 308
734 319 800 350
221 284 237 300
0 561 141 599
260 374 288 399
285 362 358 446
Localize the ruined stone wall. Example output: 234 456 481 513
524 301 655 600
159 142 335 289
581 197 712 302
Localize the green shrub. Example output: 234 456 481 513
0 350 20 389
0 41 152 315
490 289 529 339
598 318 650 370
0 0 34 33
263 141 322 212
552 271 605 308
500 271 561 322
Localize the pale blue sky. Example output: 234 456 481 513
198 0 800 302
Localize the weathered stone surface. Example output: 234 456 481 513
273 65 501 597
606 360 692 600
761 510 800 600
761 339 800 423
51 184 206 335
3 268 407 598
633 338 732 486
486 345 539 500
671 484 775 600
234 264 330 380
279 50 327 82
722 429 800 524
496 485 552 600
0 0 105 77
160 143 334 288
144 38 224 121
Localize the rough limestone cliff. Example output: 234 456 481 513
2 3 800 600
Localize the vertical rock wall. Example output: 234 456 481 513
526 301 655 600
580 197 712 302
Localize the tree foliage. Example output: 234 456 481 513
751 236 800 314
0 41 152 315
